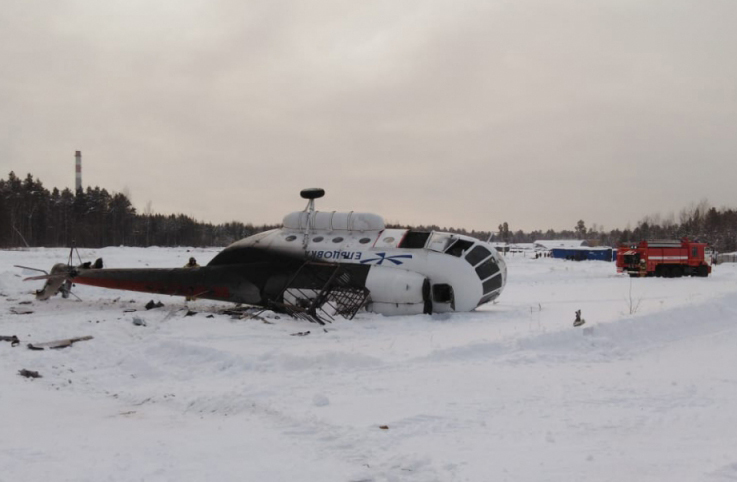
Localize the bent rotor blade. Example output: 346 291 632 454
23 274 69 282
14 265 49 276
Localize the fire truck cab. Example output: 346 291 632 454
616 238 711 278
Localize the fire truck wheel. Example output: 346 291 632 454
698 265 709 277
673 267 683 278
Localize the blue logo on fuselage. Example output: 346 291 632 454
360 252 413 266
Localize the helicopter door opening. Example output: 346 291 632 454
399 231 432 249
432 283 454 307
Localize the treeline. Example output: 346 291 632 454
396 202 737 253
2 172 736 252
0 172 278 248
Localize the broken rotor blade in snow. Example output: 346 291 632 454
1 335 20 347
27 336 94 350
18 369 42 379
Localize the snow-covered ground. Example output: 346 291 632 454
2 247 737 481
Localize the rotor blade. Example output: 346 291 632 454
15 265 49 276
23 274 69 282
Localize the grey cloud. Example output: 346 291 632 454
1 0 736 232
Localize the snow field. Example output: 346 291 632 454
2 248 737 481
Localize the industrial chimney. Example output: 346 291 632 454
75 150 82 191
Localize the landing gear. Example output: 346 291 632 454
59 280 73 299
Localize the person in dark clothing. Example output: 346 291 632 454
183 257 199 301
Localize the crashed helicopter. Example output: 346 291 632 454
22 189 507 323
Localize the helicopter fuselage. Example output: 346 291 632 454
29 189 507 319
210 209 507 315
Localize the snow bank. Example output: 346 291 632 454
2 248 737 481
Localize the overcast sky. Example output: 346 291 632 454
1 0 736 232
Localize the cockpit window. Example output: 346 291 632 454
427 233 454 252
445 239 474 257
483 275 503 294
475 258 500 280
478 291 500 306
465 245 492 266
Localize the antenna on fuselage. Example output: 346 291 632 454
300 188 325 247
301 188 325 212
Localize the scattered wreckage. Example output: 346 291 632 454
27 336 94 351
1 335 20 347
2 334 94 350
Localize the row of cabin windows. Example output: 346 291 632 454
284 235 372 244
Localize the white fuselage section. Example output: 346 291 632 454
228 210 507 316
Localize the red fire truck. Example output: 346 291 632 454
616 238 712 277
